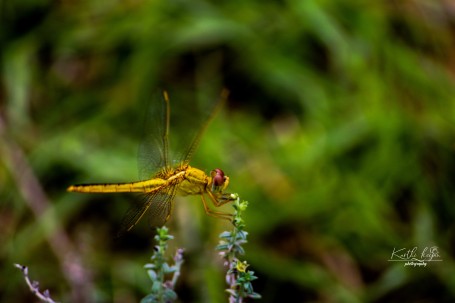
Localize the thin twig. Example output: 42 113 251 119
14 263 60 303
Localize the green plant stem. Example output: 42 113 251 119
217 195 261 302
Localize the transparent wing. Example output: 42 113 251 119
174 88 229 166
117 184 178 237
138 88 228 177
147 186 178 228
138 91 170 180
117 195 154 237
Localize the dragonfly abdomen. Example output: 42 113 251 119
67 179 167 193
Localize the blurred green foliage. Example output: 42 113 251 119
2 0 455 302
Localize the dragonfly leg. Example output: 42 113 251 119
206 190 236 207
200 194 233 221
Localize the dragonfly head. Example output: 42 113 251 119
210 168 229 192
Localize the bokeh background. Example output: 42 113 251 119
2 1 455 302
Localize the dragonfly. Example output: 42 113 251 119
67 90 235 234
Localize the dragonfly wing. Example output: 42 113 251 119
146 185 178 228
138 88 228 177
138 91 170 180
117 195 154 237
176 89 229 165
117 184 178 236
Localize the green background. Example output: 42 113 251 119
1 0 455 302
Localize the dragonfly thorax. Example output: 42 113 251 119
176 166 209 196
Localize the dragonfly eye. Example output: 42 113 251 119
211 168 225 187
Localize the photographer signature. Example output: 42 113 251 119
388 246 442 267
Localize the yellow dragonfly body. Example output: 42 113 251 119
67 90 234 233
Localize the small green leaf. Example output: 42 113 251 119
216 244 230 251
226 289 237 297
236 231 248 240
163 288 178 301
233 245 245 255
140 294 158 303
219 231 232 238
151 281 161 293
162 263 176 274
147 269 157 281
248 292 262 299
